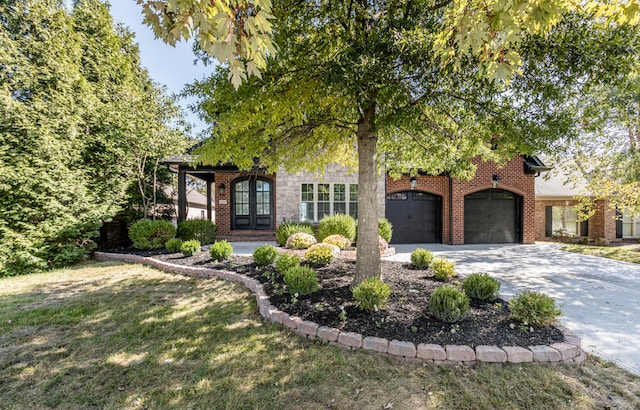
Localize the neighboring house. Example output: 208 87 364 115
164 154 550 245
163 185 214 223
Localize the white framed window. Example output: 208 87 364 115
300 183 358 222
622 210 640 237
552 206 579 236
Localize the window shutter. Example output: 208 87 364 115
616 209 623 238
545 206 553 237
580 220 588 237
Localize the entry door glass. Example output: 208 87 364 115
235 180 250 216
256 180 271 215
233 178 273 230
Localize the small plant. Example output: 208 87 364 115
322 234 351 249
595 237 610 246
410 248 433 269
176 219 217 245
509 290 561 328
317 214 357 242
209 240 233 262
338 306 347 321
378 217 393 243
305 243 338 266
129 219 176 250
165 238 183 253
253 244 278 266
285 232 317 250
431 258 457 280
275 253 300 274
180 239 201 257
283 266 319 295
579 236 589 245
276 222 315 246
352 277 392 312
462 273 500 301
429 285 470 323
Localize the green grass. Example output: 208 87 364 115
2 261 640 409
562 244 640 264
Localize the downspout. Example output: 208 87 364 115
448 175 453 245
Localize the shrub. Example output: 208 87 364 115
210 240 233 262
431 258 457 280
180 239 201 257
253 244 278 266
352 277 392 312
410 248 433 269
322 234 351 249
462 273 500 301
305 243 338 266
430 285 470 323
276 222 315 246
165 238 183 253
595 237 610 246
285 232 317 250
275 253 300 274
509 290 561 327
579 236 589 245
129 219 176 250
176 219 217 245
284 266 318 295
378 218 393 243
318 214 357 242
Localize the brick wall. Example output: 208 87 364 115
535 198 618 241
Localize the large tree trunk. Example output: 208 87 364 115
352 100 381 287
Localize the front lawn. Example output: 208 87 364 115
1 262 639 409
562 244 640 264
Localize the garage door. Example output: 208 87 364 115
464 189 522 244
386 191 442 244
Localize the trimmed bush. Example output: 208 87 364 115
352 277 392 312
285 232 317 250
430 285 470 323
432 258 457 280
305 243 338 266
165 238 183 253
509 290 561 327
275 253 301 274
129 219 176 250
284 266 318 295
176 219 217 245
462 273 500 301
276 222 315 246
253 244 278 266
378 218 393 243
180 239 201 257
322 234 351 249
318 214 356 242
410 248 433 269
210 240 233 262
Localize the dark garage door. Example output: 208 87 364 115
464 189 522 244
386 191 441 243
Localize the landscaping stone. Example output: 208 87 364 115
363 337 389 353
502 346 534 363
338 332 363 349
417 344 446 361
270 310 288 324
573 349 587 364
550 342 581 361
297 321 319 337
529 345 562 362
475 346 507 363
446 345 475 362
317 326 340 342
388 340 416 357
283 315 303 330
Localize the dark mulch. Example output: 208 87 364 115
149 251 564 347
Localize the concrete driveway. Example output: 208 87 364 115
385 242 640 375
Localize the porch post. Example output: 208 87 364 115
178 169 187 222
206 179 213 221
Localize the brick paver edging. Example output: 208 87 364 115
94 252 586 366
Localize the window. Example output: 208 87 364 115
256 180 271 215
235 180 250 216
545 205 580 236
386 192 408 200
622 210 640 237
300 183 358 221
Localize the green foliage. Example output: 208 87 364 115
180 240 201 257
352 277 392 312
275 253 300 274
430 285 470 324
378 218 393 243
165 238 184 253
317 214 357 242
285 232 317 250
595 237 610 246
275 222 315 246
253 244 278 266
462 273 500 301
322 234 351 250
509 291 562 328
431 258 457 281
128 220 176 250
283 266 319 296
305 243 337 266
410 249 434 269
209 240 233 262
176 219 217 245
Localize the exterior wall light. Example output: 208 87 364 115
492 174 501 188
410 176 418 190
218 183 226 196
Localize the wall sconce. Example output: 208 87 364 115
492 174 501 189
410 176 418 190
218 183 226 196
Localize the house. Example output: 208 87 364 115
164 185 214 223
164 154 553 244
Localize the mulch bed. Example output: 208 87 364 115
148 250 564 348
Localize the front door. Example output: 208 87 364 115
232 178 273 230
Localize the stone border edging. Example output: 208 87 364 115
94 252 586 366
